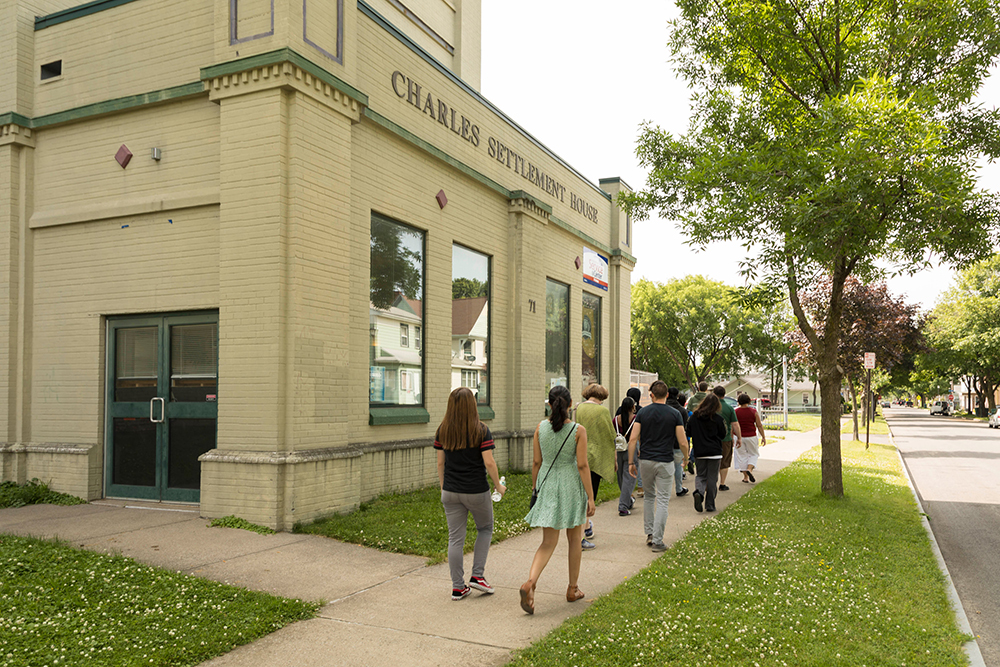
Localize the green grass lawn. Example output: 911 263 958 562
0 535 318 667
507 440 968 667
842 415 891 435
784 413 822 431
297 470 620 562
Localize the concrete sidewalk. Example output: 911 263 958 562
0 430 818 667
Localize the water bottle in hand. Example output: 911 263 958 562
492 476 505 502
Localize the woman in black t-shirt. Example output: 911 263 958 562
434 387 506 601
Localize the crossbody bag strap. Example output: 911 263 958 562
536 423 576 493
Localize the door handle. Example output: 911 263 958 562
150 397 165 423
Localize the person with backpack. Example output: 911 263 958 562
613 395 638 516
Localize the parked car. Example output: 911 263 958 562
881 401 891 408
989 408 1000 429
929 400 951 416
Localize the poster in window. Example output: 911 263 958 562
582 248 608 291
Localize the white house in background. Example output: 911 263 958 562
720 373 821 407
451 297 489 400
370 294 423 405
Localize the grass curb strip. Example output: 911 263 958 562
506 441 969 667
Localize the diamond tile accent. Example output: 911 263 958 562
436 189 448 209
115 144 133 168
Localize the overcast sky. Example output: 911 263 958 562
480 0 1000 311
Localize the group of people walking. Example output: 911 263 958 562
432 379 766 613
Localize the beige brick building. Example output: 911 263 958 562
0 0 636 529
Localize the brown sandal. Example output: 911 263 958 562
519 581 535 614
566 585 585 602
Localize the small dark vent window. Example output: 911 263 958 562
40 60 62 80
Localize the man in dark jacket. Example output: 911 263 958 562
713 385 742 491
665 387 689 497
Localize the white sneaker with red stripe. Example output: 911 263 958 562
469 576 494 594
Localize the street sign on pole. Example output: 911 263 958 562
948 393 954 401
864 352 876 369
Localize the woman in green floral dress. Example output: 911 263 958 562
519 385 596 614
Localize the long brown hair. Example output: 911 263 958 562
438 387 484 450
694 393 721 420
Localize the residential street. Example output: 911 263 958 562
886 407 1000 666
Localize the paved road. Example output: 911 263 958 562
886 407 1000 666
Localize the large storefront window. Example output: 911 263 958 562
370 214 424 406
545 279 569 390
582 292 601 386
451 244 490 404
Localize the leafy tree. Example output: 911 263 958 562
370 219 422 311
630 276 788 393
789 277 923 438
621 0 1000 496
926 253 1000 413
452 277 488 299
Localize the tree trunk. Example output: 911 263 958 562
819 365 844 497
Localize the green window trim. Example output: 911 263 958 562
35 0 145 31
369 407 430 426
477 406 495 421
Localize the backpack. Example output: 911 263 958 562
614 415 635 451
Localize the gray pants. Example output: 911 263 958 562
615 450 636 512
441 490 493 590
695 458 721 511
639 459 672 546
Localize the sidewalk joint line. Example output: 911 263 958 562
312 616 517 651
322 562 430 605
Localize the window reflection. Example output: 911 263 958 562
370 214 424 406
451 245 490 405
545 279 569 390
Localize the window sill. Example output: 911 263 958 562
477 405 495 421
369 406 430 426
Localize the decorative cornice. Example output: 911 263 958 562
610 248 637 271
509 192 551 225
201 48 367 121
0 122 34 148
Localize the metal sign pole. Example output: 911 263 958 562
865 368 871 450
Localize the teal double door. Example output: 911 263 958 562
105 312 218 502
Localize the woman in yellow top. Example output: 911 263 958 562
574 383 617 550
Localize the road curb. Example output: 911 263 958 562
889 428 986 667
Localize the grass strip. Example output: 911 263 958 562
507 440 968 667
0 479 86 509
842 415 890 435
784 414 823 431
209 515 277 535
297 470 620 563
0 535 318 667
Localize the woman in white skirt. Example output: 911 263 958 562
734 394 766 483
